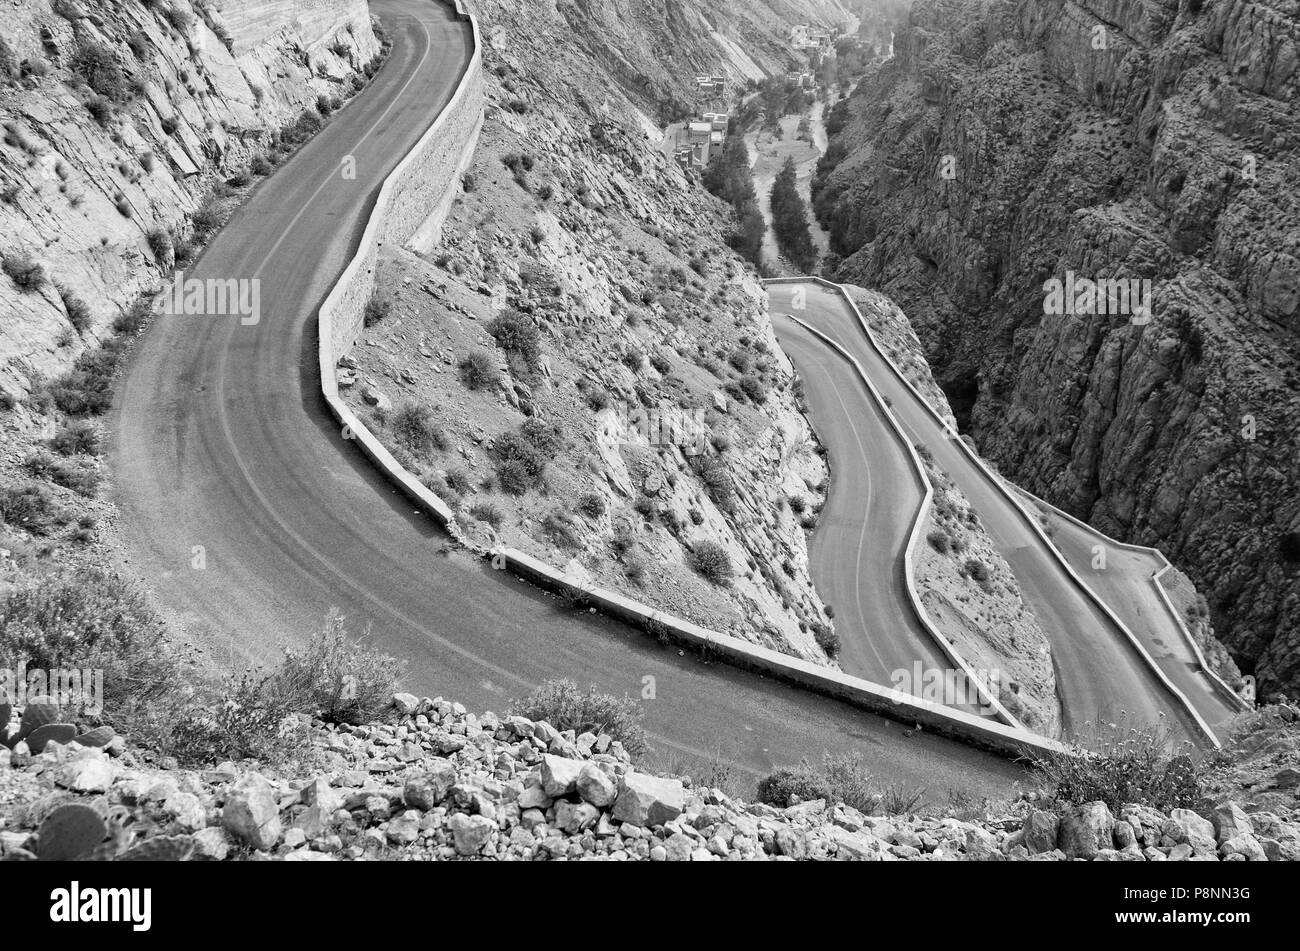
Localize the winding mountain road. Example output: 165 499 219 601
106 0 1026 793
767 282 1208 748
773 315 988 717
1009 488 1241 740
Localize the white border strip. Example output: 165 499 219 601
495 546 1069 759
318 0 484 547
765 277 1222 748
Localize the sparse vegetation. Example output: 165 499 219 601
50 419 101 456
468 501 504 529
758 751 889 814
491 422 558 495
688 540 733 585
540 510 583 550
578 493 606 518
1026 717 1201 812
363 292 392 327
486 309 541 373
458 349 501 390
70 39 128 103
0 483 67 535
812 623 840 657
508 679 649 757
267 613 403 726
387 401 448 459
3 252 45 291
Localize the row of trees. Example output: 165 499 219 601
702 132 766 266
770 157 818 273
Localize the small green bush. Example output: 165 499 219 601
388 401 447 459
468 502 503 529
0 483 66 534
267 613 403 725
508 679 649 756
3 252 44 291
50 419 101 456
758 752 884 814
688 540 733 585
812 623 840 657
25 450 101 497
363 292 391 327
70 39 127 102
58 286 92 334
0 567 174 715
486 309 541 372
578 493 606 518
146 227 172 262
444 468 472 495
541 511 583 550
458 349 501 390
757 766 832 808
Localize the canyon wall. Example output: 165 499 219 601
0 0 378 398
813 0 1300 697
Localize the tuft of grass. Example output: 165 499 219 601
58 285 92 333
24 450 101 497
508 678 649 756
812 622 839 657
70 39 128 102
578 492 606 518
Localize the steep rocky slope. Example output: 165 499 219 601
544 0 858 127
0 0 379 399
814 0 1300 697
346 0 866 662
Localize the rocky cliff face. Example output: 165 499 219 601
0 0 378 398
814 0 1300 698
537 0 858 125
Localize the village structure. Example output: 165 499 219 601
671 75 730 170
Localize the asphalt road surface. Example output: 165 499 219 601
773 315 990 719
770 282 1207 748
106 0 1027 794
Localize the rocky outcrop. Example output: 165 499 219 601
0 0 378 399
814 0 1300 697
3 693 1297 861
